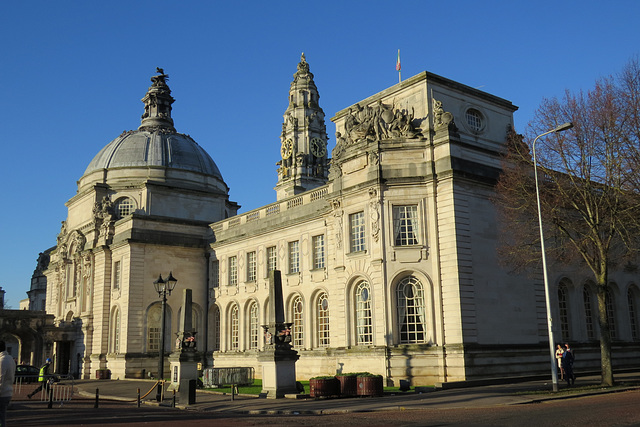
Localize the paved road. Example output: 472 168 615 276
7 390 640 426
7 371 640 426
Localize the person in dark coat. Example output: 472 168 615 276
562 343 576 385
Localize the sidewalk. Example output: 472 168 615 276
68 371 640 415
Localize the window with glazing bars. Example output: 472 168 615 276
313 235 325 269
317 292 330 347
247 251 256 282
266 246 277 274
350 211 366 252
230 304 239 350
228 256 237 286
356 280 373 345
292 295 304 347
249 302 259 349
289 241 300 273
392 205 419 246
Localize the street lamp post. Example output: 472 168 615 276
532 122 573 392
153 271 177 402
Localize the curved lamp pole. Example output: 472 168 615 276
153 271 177 401
532 122 573 392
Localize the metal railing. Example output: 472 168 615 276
202 367 254 387
14 374 75 405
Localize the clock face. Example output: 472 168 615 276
310 137 326 157
281 139 293 159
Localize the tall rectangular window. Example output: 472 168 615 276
392 205 419 246
266 246 277 274
228 256 237 286
247 251 257 282
113 261 121 290
350 211 366 252
312 235 325 269
288 241 300 273
211 260 219 288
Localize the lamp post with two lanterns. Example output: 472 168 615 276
153 271 177 402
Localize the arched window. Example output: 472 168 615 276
230 304 239 350
316 292 330 347
146 303 171 353
558 281 570 341
292 295 304 348
249 301 259 349
605 288 617 339
209 305 220 351
583 286 595 340
628 287 639 341
109 307 121 353
355 280 373 345
397 276 426 344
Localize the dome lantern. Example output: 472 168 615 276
139 67 176 132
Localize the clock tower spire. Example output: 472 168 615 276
275 53 328 200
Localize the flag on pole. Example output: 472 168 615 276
396 49 401 71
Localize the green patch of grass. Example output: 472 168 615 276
204 380 311 395
204 380 434 395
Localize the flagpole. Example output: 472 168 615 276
396 49 401 83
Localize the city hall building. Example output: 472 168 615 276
35 56 640 384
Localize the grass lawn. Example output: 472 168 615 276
203 379 432 395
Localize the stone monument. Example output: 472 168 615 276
168 288 199 398
258 270 300 398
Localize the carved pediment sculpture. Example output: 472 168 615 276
343 100 423 144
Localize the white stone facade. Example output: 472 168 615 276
40 63 640 385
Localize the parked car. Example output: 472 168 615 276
15 365 39 383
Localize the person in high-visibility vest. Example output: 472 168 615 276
27 358 52 399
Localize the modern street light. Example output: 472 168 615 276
532 122 573 392
153 271 177 401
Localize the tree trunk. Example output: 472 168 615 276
596 282 614 386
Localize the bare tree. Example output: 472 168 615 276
495 58 640 387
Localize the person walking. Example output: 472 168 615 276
0 340 17 427
27 358 52 399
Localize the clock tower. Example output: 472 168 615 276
275 53 328 200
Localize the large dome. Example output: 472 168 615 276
84 130 223 180
82 69 223 182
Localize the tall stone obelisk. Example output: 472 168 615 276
258 270 299 398
168 288 199 394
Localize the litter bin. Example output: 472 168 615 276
180 379 196 405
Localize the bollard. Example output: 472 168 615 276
137 388 141 408
172 389 176 408
48 387 53 409
94 388 99 408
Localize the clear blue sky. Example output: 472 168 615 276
1 1 638 307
